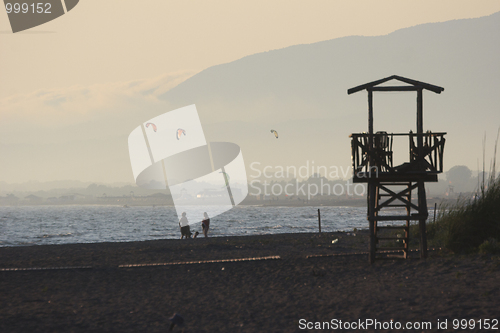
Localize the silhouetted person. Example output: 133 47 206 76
179 212 191 239
201 212 210 237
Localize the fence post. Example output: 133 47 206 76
318 209 322 235
433 202 437 223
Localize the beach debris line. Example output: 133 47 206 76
1 257 283 271
118 255 281 268
0 266 92 271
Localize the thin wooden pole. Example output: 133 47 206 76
418 181 428 259
417 88 423 136
317 209 322 235
433 202 437 223
416 88 424 169
368 89 374 165
404 182 411 259
368 89 374 135
368 182 377 264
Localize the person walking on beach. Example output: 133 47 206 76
201 212 210 237
179 212 192 239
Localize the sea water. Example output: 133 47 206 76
0 205 372 247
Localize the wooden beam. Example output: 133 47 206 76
352 173 439 183
347 75 396 94
368 89 373 134
417 88 424 170
350 132 447 137
377 226 409 230
372 215 427 221
368 89 374 166
376 183 419 211
393 75 444 94
347 75 444 95
370 86 419 92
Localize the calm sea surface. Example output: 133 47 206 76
0 205 375 247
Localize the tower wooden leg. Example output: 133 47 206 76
418 181 428 259
368 182 377 264
404 182 411 259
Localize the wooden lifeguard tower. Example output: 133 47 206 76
348 75 446 263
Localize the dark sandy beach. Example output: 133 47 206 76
1 231 499 332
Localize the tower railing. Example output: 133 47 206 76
350 131 446 182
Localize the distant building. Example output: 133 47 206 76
196 189 226 198
24 194 43 203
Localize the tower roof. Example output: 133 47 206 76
347 75 444 95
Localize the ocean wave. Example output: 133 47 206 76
37 232 74 239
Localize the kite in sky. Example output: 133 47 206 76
270 129 278 138
145 123 157 132
176 128 186 140
220 171 230 187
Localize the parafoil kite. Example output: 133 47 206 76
270 129 278 138
176 128 186 140
145 123 157 132
220 171 230 187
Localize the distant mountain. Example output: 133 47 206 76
0 180 135 193
0 180 92 193
159 12 500 177
2 13 498 185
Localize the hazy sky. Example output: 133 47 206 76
1 1 500 184
2 0 499 98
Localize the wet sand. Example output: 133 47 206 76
1 231 499 332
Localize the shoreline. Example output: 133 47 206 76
0 231 370 269
0 226 369 248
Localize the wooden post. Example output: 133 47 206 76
317 209 322 235
417 88 428 259
368 89 374 164
418 181 428 258
374 183 379 245
416 88 424 169
433 202 437 223
368 182 377 264
404 182 412 259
